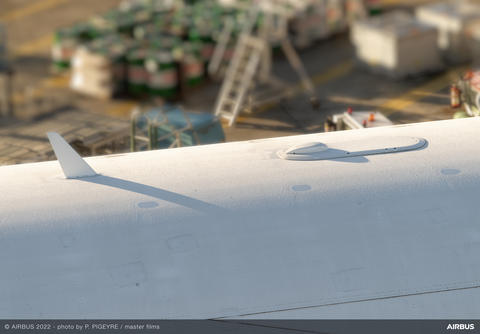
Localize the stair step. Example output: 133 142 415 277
213 34 265 126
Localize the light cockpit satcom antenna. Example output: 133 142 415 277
47 132 97 179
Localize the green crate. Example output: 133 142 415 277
145 50 178 99
127 48 149 95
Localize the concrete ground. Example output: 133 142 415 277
0 0 473 165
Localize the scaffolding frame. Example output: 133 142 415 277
130 105 201 151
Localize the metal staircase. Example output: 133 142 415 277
213 35 266 126
209 7 260 79
212 0 319 127
208 17 234 79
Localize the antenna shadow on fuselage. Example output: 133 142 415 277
325 140 429 163
80 175 229 215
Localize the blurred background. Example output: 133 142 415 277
0 0 479 165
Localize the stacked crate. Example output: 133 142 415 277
290 0 366 49
351 11 443 78
70 40 128 99
145 50 179 99
55 0 230 99
52 23 105 71
57 0 366 99
416 1 480 64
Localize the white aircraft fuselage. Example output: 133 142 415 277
1 118 480 318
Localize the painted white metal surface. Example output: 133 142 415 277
227 287 480 319
278 136 425 160
47 132 97 179
2 118 480 319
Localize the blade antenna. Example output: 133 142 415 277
47 132 97 179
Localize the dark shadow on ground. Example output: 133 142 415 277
12 55 52 77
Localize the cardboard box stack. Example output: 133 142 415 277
416 1 480 64
290 0 367 49
351 11 443 78
70 42 127 99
